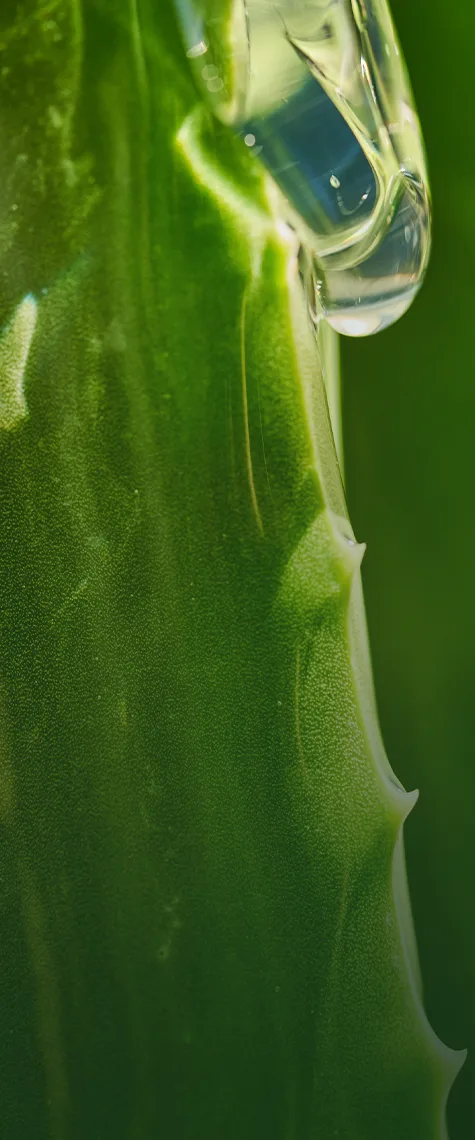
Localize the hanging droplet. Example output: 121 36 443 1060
174 0 431 338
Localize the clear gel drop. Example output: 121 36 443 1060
175 0 431 337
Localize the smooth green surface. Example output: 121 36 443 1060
0 2 462 1137
343 2 475 1138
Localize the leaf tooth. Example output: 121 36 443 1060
425 1036 467 1140
386 784 419 828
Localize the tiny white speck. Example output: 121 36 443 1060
244 133 256 147
330 174 340 189
186 41 207 59
275 219 294 243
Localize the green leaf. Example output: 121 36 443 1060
343 2 475 1137
0 3 463 1137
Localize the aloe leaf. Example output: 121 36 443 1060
342 1 474 1135
0 3 464 1138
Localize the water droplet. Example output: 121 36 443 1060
174 0 249 122
207 76 225 93
186 40 208 59
202 64 218 80
174 0 431 338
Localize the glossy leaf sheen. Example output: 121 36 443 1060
0 3 461 1138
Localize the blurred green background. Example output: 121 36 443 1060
343 1 475 1135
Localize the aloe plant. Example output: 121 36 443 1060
342 1 474 1135
0 3 464 1138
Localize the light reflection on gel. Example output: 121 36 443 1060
175 0 431 338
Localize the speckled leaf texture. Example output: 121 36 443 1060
0 3 463 1138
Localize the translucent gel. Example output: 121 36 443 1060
175 0 431 337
